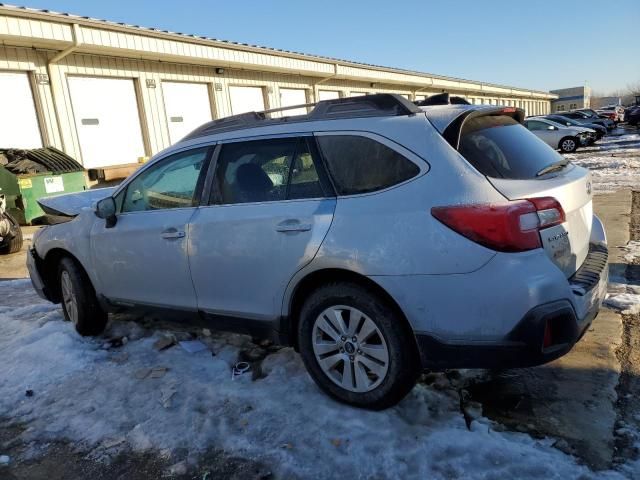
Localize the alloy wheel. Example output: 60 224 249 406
312 305 389 393
562 139 576 152
60 270 78 325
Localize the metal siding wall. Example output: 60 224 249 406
0 44 554 165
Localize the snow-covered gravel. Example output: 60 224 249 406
0 279 632 479
564 130 640 193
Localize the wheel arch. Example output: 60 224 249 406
558 135 578 151
41 248 91 303
284 268 419 356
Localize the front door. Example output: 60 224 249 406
526 119 557 148
90 146 212 310
189 136 335 322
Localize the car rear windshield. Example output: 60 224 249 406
458 115 564 179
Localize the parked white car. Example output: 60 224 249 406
523 117 596 153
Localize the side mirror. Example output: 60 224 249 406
95 197 117 228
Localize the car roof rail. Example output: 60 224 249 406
183 93 422 140
414 92 471 107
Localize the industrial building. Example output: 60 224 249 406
0 4 556 175
550 86 591 113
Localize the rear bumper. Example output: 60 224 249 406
415 243 608 370
416 298 600 370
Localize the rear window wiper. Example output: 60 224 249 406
536 159 569 177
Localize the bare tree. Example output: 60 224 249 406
591 81 640 107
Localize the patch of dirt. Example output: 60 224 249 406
0 420 273 480
612 190 640 468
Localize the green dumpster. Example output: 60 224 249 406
0 147 86 225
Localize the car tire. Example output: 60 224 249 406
298 282 419 410
57 257 108 336
559 136 578 153
0 213 23 255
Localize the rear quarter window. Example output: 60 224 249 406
458 115 565 179
317 135 420 195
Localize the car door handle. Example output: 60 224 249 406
275 220 312 233
161 228 186 239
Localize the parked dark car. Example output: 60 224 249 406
561 111 614 130
625 105 640 127
543 114 606 140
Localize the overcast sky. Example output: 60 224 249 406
22 0 640 94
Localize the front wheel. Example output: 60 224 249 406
298 282 419 410
559 136 578 153
58 257 107 336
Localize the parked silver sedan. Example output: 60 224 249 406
524 117 596 152
28 95 608 409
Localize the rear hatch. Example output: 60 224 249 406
443 109 593 277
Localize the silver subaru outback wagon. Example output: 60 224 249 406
28 94 608 409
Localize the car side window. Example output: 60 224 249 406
316 135 420 195
527 120 545 131
214 138 296 204
121 147 209 213
287 138 325 200
213 137 328 205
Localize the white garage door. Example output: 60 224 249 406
350 92 366 97
318 90 340 101
0 72 42 149
68 76 145 169
162 82 212 144
279 88 307 115
229 86 265 115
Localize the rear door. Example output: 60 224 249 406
458 114 592 277
189 135 335 322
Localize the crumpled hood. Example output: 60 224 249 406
37 187 116 217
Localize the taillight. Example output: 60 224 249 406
431 197 565 253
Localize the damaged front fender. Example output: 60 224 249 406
37 187 116 217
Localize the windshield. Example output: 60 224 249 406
458 115 566 180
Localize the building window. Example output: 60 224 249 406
570 103 577 110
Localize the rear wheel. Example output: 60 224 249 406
58 257 107 336
298 282 419 409
559 136 578 153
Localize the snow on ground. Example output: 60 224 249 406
564 129 640 193
0 280 631 479
606 240 640 314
